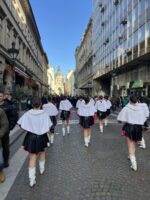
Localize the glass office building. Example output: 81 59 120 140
92 0 150 96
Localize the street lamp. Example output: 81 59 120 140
8 42 19 100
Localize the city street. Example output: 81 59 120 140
0 111 150 200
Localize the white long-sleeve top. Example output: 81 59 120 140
76 99 85 109
117 103 146 125
95 100 107 112
78 101 96 117
138 102 149 118
59 99 72 111
17 109 52 135
42 102 58 116
105 100 112 109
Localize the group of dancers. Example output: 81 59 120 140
17 94 149 187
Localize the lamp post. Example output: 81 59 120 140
8 42 19 100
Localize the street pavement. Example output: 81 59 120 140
1 110 150 200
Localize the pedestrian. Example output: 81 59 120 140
78 96 96 147
138 96 150 149
59 96 72 136
95 96 107 133
42 96 58 146
104 95 112 126
117 95 146 171
17 96 52 187
0 108 9 183
0 87 18 168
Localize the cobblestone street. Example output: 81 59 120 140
5 113 150 200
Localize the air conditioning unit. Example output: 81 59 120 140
126 48 132 55
120 17 127 25
113 0 120 5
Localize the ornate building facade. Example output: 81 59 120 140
55 66 64 95
64 70 74 96
0 0 49 98
75 18 93 96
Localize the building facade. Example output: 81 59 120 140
47 65 55 95
64 70 74 96
76 18 93 96
55 66 64 95
92 0 150 97
0 0 49 99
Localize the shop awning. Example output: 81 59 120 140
131 80 143 88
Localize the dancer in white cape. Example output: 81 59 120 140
78 96 96 147
43 96 58 146
104 96 112 126
95 96 107 133
59 96 72 136
117 95 146 171
17 97 52 187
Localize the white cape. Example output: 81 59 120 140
117 103 146 125
17 109 52 135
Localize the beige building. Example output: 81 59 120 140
75 18 93 96
0 0 49 99
55 66 64 95
64 70 74 96
47 65 55 95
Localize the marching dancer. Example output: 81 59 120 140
59 96 72 136
17 97 52 187
104 96 112 126
138 97 150 149
43 96 58 146
117 95 146 171
78 96 96 147
95 96 107 133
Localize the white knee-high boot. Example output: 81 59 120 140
129 154 137 171
39 160 45 175
105 119 108 126
88 135 91 144
50 134 54 144
29 167 36 187
47 133 50 147
99 125 103 133
139 137 146 149
84 137 89 147
62 128 65 136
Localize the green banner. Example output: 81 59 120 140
131 80 143 88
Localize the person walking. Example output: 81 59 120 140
17 96 52 187
117 95 146 171
0 108 9 183
59 96 72 136
138 96 150 149
104 96 112 126
0 88 18 168
95 96 107 133
78 96 96 147
42 96 58 146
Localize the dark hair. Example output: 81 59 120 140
48 96 52 102
129 95 137 104
32 96 41 108
84 96 90 104
99 96 103 100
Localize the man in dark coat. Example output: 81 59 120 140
0 108 9 182
0 88 18 168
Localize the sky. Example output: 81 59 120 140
29 0 92 77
